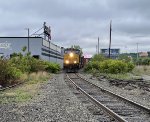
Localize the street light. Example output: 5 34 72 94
25 28 30 53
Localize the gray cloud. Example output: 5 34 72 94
0 0 150 55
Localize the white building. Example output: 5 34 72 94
0 37 64 67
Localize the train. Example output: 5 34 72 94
63 48 84 72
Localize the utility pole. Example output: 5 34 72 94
43 22 46 40
137 43 139 61
108 20 112 58
98 37 99 54
27 28 29 53
96 45 98 54
25 28 30 53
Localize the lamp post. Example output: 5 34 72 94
25 28 30 53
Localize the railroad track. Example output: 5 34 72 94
0 81 25 91
66 73 150 122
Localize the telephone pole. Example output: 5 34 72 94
96 45 98 54
25 28 30 53
98 37 99 54
108 20 112 58
137 43 139 61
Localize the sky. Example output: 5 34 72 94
0 0 150 55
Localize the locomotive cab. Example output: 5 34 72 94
63 48 82 72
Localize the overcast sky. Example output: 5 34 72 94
0 0 150 55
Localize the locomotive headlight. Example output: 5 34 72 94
74 61 77 64
69 52 74 57
65 60 69 64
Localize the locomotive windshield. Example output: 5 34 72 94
64 50 71 54
64 49 80 54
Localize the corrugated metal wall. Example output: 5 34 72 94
0 37 64 68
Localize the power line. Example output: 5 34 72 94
30 27 43 36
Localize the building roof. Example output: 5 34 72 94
139 52 148 57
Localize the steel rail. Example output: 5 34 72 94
77 73 150 113
66 74 127 122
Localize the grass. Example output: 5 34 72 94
89 65 150 80
0 72 50 104
132 65 150 76
104 73 132 80
85 65 150 81
85 68 132 80
86 70 133 80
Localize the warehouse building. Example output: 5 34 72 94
0 37 64 67
101 48 120 59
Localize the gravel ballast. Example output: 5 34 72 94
79 73 150 108
0 73 96 122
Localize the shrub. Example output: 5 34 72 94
84 61 100 72
91 54 105 62
10 51 60 73
118 54 132 63
29 59 46 72
0 59 22 86
44 61 60 73
9 56 31 73
127 62 135 72
99 60 110 73
107 60 128 74
84 59 135 74
84 62 93 72
136 57 150 65
0 47 61 86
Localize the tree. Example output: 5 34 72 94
71 45 83 54
91 54 105 62
118 54 132 62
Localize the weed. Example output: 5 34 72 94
0 72 50 104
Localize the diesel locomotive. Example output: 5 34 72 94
63 48 84 72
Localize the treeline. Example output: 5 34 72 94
0 47 60 87
119 53 150 65
84 54 135 74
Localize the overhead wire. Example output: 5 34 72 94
30 27 43 36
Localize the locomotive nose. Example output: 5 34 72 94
74 61 77 64
65 60 69 64
69 52 74 57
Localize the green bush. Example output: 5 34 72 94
0 47 61 86
84 59 135 74
9 56 31 73
29 59 46 72
44 61 60 73
0 59 22 86
9 52 61 73
91 54 105 62
84 62 93 72
84 61 100 72
127 62 135 72
136 57 150 65
99 60 110 73
107 60 128 74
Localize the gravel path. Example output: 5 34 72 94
0 73 96 122
79 73 150 108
